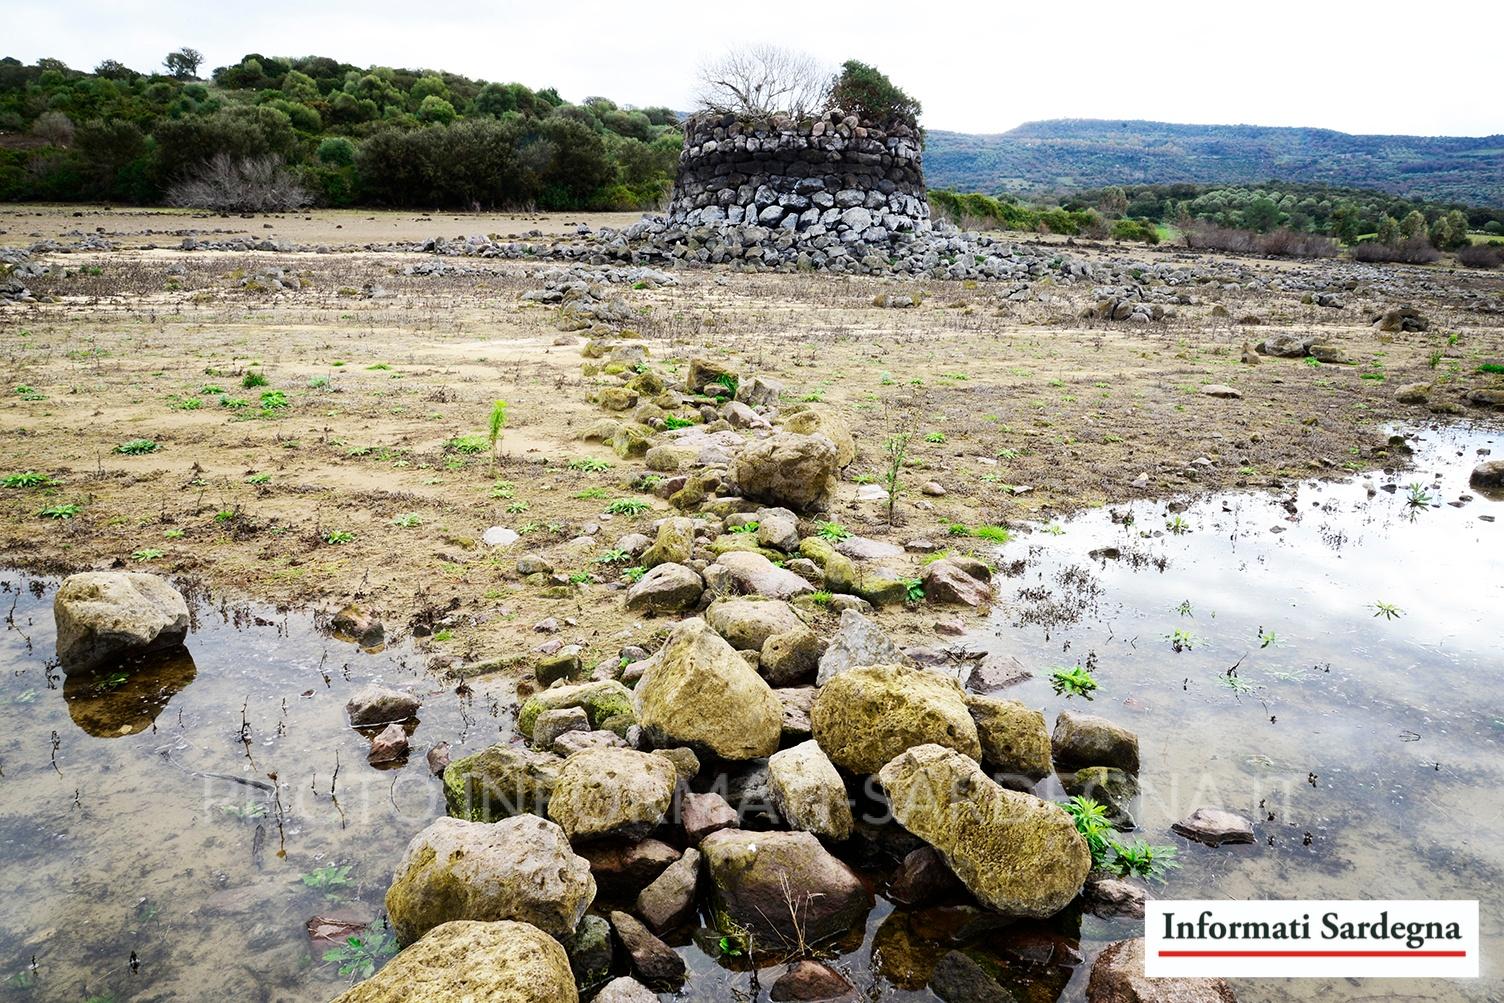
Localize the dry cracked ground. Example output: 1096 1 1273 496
2 204 1503 680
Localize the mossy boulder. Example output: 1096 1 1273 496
700 829 871 949
385 816 596 943
640 517 694 568
329 920 578 1003
547 748 678 842
811 664 980 775
781 407 856 468
966 695 1053 783
611 422 655 459
730 432 838 511
443 744 561 821
878 744 1091 918
518 680 636 740
633 618 781 760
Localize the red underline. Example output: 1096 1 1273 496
1158 950 1467 958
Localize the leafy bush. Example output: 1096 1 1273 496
316 136 356 166
828 60 921 129
1110 218 1160 244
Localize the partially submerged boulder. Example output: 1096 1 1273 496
1087 938 1237 1002
547 748 678 842
878 744 1091 918
53 571 189 671
812 664 980 775
346 684 423 726
443 744 561 821
634 618 781 760
1052 710 1140 773
328 920 578 1003
385 816 595 943
966 695 1053 783
700 829 871 948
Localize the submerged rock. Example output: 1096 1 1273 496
385 816 595 943
700 829 871 948
1172 808 1255 847
812 664 980 775
53 571 190 671
328 920 577 1003
878 744 1091 918
1052 710 1140 773
634 618 781 760
346 684 422 726
770 959 857 1001
331 603 384 646
1087 938 1236 1002
367 722 409 765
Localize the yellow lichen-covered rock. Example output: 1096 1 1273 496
330 920 578 1003
547 748 677 842
811 664 980 774
781 407 856 468
385 816 595 944
633 618 781 760
965 694 1053 783
877 744 1090 917
640 517 695 568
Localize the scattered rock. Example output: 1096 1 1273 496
634 618 782 760
966 695 1053 782
815 609 913 685
425 742 451 776
813 664 980 774
1085 875 1146 919
929 949 1006 1003
879 744 1090 917
921 557 994 607
963 653 1032 692
1470 460 1504 495
443 744 560 821
577 839 679 896
608 909 686 986
327 920 578 1003
641 517 695 567
533 706 590 749
713 550 817 599
700 829 872 948
681 791 740 844
1172 808 1256 847
1052 710 1140 772
385 815 595 943
1200 384 1242 399
760 626 824 685
624 562 705 612
777 685 818 743
53 571 190 671
1395 382 1431 404
706 596 805 651
1087 938 1236 1002
1372 306 1428 333
331 604 384 646
482 526 520 547
517 680 636 739
637 847 701 932
367 722 409 765
770 959 856 1002
768 740 854 840
346 684 422 726
593 976 659 1003
536 645 584 686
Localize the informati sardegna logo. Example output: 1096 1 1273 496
1146 900 1479 979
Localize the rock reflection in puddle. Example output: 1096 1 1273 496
62 644 197 737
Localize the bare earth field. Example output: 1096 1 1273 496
2 205 1503 671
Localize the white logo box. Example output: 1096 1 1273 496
1146 900 1479 979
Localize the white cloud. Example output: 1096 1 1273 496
6 0 1500 136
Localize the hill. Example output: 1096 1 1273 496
924 119 1504 208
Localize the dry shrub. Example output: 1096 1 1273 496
166 153 311 213
1350 236 1441 264
1457 243 1504 269
1184 222 1334 258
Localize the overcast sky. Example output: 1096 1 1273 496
8 0 1501 136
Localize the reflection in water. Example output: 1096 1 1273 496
62 646 197 738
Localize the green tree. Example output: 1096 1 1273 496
1243 196 1281 232
1400 209 1428 239
1375 214 1400 244
1429 209 1470 250
828 60 921 128
417 95 457 124
164 48 202 80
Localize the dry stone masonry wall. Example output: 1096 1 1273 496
666 110 928 246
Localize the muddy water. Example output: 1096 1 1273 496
1 422 1499 1002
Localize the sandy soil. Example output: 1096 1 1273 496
2 207 1502 681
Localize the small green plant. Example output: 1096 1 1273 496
241 371 269 388
130 548 164 562
505 501 529 514
163 528 184 539
169 395 202 411
729 521 760 534
115 438 159 455
1060 795 1114 864
605 497 650 516
447 435 487 454
367 363 391 371
816 521 851 541
489 480 516 499
1258 628 1279 649
594 548 630 564
2 471 53 488
1166 627 1198 652
1304 355 1321 368
307 375 331 389
1373 600 1404 620
1105 840 1179 882
923 431 946 443
392 513 422 527
325 530 355 545
663 415 696 430
1050 664 1098 699
574 487 608 500
901 577 925 604
809 591 833 606
1174 599 1194 617
568 457 612 473
487 399 508 464
1405 483 1432 507
881 428 912 525
622 566 647 583
1167 515 1189 534
220 396 250 409
301 864 353 896
38 503 81 519
568 571 596 585
324 931 397 982
260 390 289 410
713 373 739 397
218 801 267 820
973 524 1011 543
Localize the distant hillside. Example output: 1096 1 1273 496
924 119 1504 207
